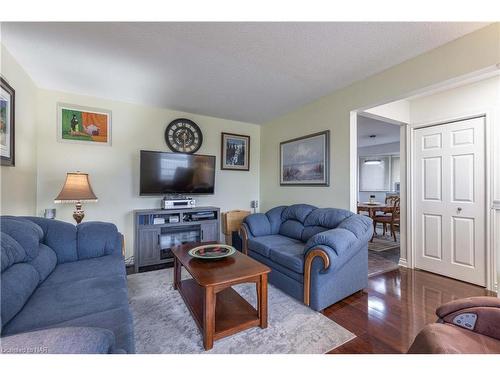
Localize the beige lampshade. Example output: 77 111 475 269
54 172 98 203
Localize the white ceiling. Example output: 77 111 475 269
0 22 488 124
357 115 400 148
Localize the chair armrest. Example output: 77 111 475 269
77 222 123 260
243 213 272 237
0 327 116 354
437 296 500 340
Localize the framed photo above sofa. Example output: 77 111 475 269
221 132 250 171
1 77 15 166
280 130 330 186
57 103 112 146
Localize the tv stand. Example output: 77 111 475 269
134 206 220 273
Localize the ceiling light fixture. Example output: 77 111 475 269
364 159 382 165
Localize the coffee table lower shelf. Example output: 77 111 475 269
177 278 260 343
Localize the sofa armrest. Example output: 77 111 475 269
0 327 116 354
436 297 500 340
77 222 123 260
243 213 272 237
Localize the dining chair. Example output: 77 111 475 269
372 196 400 242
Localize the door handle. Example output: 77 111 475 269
457 207 463 213
201 229 204 241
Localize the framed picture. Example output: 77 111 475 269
221 132 250 171
57 103 112 145
1 77 15 166
280 130 330 186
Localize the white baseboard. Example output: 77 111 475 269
398 258 409 268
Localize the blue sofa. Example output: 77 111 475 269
241 204 373 311
0 216 134 354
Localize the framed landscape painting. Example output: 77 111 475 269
1 77 15 166
280 130 330 186
221 132 250 171
57 103 112 145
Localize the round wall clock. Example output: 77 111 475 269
164 118 203 153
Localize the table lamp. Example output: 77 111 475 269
54 172 98 224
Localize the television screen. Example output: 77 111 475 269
140 151 215 195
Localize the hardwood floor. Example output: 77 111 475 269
325 267 496 354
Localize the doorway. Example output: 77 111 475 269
350 73 498 291
356 112 404 277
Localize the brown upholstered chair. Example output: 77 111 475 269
408 296 500 354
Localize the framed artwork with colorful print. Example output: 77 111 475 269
57 103 112 146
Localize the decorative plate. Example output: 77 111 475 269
363 202 381 205
188 244 236 260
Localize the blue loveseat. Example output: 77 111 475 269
0 216 134 354
241 204 373 311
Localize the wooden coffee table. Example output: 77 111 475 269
172 242 271 350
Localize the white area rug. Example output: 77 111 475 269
127 268 355 354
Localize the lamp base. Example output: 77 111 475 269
73 201 84 224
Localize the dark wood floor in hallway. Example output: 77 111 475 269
324 268 496 354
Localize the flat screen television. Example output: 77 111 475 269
140 150 215 195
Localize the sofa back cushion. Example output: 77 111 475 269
245 213 271 237
22 217 78 264
29 244 58 283
1 263 40 329
0 217 43 260
266 206 287 234
301 208 353 242
1 233 27 272
77 222 120 259
278 204 316 241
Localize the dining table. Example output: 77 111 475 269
357 202 392 219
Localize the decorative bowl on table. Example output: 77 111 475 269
188 244 236 260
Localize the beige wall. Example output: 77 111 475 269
0 45 38 215
35 89 260 258
260 23 500 212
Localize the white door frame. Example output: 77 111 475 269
407 110 496 292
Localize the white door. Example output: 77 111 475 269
414 116 486 286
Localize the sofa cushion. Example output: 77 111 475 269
0 217 43 260
282 204 316 223
1 233 26 272
301 225 329 242
248 235 302 258
29 244 57 283
0 326 116 354
47 306 135 354
22 217 78 264
265 206 287 234
77 222 121 259
279 220 305 240
2 273 129 336
248 250 304 282
304 208 353 229
43 255 126 286
1 263 39 329
244 214 271 237
269 242 305 274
